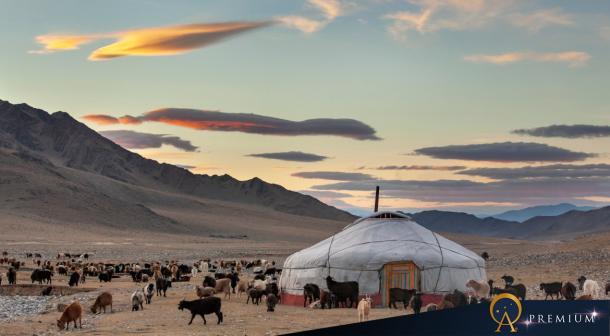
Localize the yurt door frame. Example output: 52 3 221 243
380 261 421 307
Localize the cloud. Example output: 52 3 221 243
464 51 590 67
298 190 353 198
33 21 270 60
312 177 610 204
99 130 198 152
383 0 512 40
247 151 328 162
175 164 197 170
513 125 610 138
277 0 347 33
82 108 380 140
508 8 573 32
365 165 466 171
414 142 594 162
458 164 610 180
292 171 374 181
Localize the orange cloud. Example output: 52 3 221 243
464 51 590 67
82 114 120 125
33 21 271 60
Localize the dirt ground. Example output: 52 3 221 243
1 231 610 336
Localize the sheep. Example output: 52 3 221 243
409 293 423 314
466 279 489 300
236 279 249 297
57 301 82 330
325 276 359 308
576 294 593 300
144 284 154 304
267 293 279 312
539 282 562 300
561 282 576 300
214 278 232 299
578 277 601 298
303 283 321 307
196 286 216 299
357 296 372 322
389 288 416 309
141 274 149 283
178 297 223 325
131 290 145 311
91 292 113 314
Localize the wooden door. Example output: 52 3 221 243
381 261 420 307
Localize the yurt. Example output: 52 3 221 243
279 211 486 307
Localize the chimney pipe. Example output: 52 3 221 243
374 186 380 212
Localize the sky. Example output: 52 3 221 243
1 0 610 215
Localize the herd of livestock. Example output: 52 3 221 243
2 250 610 330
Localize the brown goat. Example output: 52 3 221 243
215 278 232 299
91 292 113 314
57 301 82 330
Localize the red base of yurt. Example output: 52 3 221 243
280 293 444 308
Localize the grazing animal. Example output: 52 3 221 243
320 290 332 309
357 296 372 322
144 284 154 304
31 269 52 284
156 277 171 297
424 303 438 312
57 301 82 330
491 287 518 297
501 275 514 287
584 280 601 298
576 294 593 300
438 300 454 310
41 286 53 296
266 282 279 298
480 252 489 260
98 272 112 283
267 293 279 312
304 283 321 307
196 286 216 299
561 282 577 300
605 282 610 296
389 288 416 309
214 278 232 299
539 282 562 300
444 289 468 307
68 272 80 287
178 297 223 325
247 288 266 305
506 284 526 301
466 280 489 300
7 267 17 285
203 276 216 288
410 293 423 314
236 279 249 297
91 292 113 314
325 276 359 308
131 290 145 311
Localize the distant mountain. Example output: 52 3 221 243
0 100 355 241
409 206 610 240
491 203 597 222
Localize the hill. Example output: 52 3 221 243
491 203 596 222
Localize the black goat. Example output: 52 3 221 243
303 283 320 307
178 298 223 325
561 282 577 300
156 277 171 297
540 282 562 300
325 276 359 308
389 288 416 309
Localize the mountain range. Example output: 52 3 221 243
0 100 355 242
491 203 597 222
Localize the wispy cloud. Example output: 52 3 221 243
100 130 198 152
278 0 348 33
464 51 590 67
363 165 466 171
246 151 328 162
513 125 610 138
33 21 270 60
507 8 574 32
414 142 594 162
83 108 380 140
458 164 610 180
292 171 374 180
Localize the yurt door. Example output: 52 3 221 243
381 261 420 307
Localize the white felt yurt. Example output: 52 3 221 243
279 211 486 306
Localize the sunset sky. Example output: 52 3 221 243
1 0 609 215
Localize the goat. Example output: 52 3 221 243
540 282 562 300
57 302 82 330
131 290 145 311
144 284 154 304
178 297 223 325
466 279 489 300
196 286 216 299
91 292 113 314
303 283 321 307
357 296 372 322
389 288 416 309
325 276 359 308
561 282 577 300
